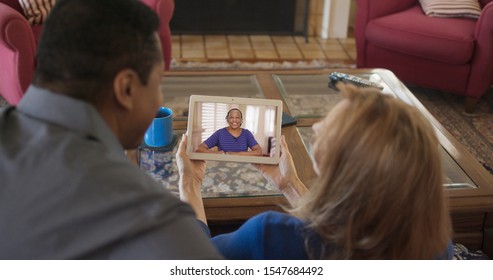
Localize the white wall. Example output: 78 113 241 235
320 0 351 38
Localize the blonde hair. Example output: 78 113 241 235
291 85 451 259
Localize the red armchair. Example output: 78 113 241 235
355 0 493 112
141 0 174 71
0 0 174 106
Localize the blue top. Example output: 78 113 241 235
0 86 222 260
204 127 259 152
210 211 454 260
211 211 313 259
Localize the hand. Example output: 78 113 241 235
254 135 308 205
253 135 299 192
176 134 208 224
176 134 206 184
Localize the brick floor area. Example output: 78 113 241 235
172 34 356 64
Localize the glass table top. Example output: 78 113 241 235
296 120 476 190
274 73 396 118
274 72 477 189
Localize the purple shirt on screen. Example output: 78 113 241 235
204 128 258 152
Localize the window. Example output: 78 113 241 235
200 102 231 142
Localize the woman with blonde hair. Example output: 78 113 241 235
177 84 452 259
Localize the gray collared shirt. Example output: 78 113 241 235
0 86 222 259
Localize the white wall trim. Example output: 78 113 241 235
320 0 350 39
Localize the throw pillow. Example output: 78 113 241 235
18 0 57 25
419 0 482 19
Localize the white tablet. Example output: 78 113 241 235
186 95 283 165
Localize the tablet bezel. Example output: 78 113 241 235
186 95 283 165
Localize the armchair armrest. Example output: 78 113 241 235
467 2 493 98
474 2 493 39
0 3 36 105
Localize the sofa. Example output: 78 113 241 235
355 0 493 112
0 0 174 105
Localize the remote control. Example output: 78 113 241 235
328 72 383 91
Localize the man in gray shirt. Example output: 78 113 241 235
0 0 221 259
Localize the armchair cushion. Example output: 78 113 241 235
18 0 56 25
366 5 476 64
419 0 482 18
356 0 493 112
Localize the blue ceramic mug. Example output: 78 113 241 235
144 107 173 147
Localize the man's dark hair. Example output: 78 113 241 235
34 0 161 104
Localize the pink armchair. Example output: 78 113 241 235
141 0 174 71
355 0 493 112
0 0 174 106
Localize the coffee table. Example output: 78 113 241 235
137 68 493 254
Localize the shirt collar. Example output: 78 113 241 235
17 85 124 155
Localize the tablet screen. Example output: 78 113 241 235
186 95 283 165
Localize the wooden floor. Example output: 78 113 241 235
171 34 356 64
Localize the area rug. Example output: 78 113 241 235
410 85 493 174
170 59 355 71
